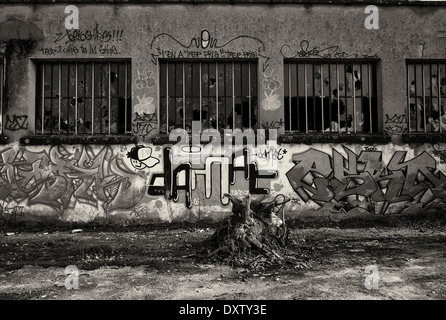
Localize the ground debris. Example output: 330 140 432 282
203 194 308 271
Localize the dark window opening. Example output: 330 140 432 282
284 60 379 133
159 60 258 134
35 60 132 135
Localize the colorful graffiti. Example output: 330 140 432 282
0 145 146 217
286 147 446 214
148 147 277 208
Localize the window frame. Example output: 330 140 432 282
283 58 381 136
0 55 4 136
158 58 259 135
406 59 446 135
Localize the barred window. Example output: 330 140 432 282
36 60 132 135
284 60 379 133
159 60 258 134
407 60 446 133
0 57 4 135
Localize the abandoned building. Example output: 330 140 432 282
0 0 445 224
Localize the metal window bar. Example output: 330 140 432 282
0 58 4 135
359 63 364 132
232 62 235 129
50 64 54 133
183 62 186 130
354 65 357 133
248 61 251 130
414 63 418 132
429 63 434 132
199 62 202 131
108 62 111 134
368 63 372 133
312 63 316 132
166 62 169 134
304 62 308 133
343 63 348 133
83 63 87 134
320 64 324 133
91 62 95 135
41 63 45 134
216 61 218 131
75 62 78 134
58 63 61 133
125 62 128 133
337 63 340 132
328 62 332 133
422 64 426 133
407 63 411 133
288 62 292 131
439 63 442 134
295 63 300 132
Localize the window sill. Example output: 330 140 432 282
403 133 446 143
20 134 138 146
279 133 391 144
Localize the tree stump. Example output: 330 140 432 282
206 193 297 270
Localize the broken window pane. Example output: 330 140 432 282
35 60 131 135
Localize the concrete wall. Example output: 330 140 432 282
0 2 445 224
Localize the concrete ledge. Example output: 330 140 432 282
279 133 392 144
403 133 446 143
20 134 138 145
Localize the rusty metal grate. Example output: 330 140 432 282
35 60 132 135
0 57 4 135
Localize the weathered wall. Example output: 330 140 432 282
0 3 445 223
1 142 446 223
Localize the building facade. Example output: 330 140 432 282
0 0 445 224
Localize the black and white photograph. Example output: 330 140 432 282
0 0 445 309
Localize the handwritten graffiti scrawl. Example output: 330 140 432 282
286 147 446 214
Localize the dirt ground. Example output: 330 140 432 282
1 214 446 301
